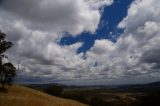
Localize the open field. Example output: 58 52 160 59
0 85 88 106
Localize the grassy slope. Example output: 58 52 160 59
0 85 88 106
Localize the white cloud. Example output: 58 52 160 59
1 0 160 84
86 0 113 9
0 0 113 35
0 0 113 84
85 0 160 84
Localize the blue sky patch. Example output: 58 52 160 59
59 0 133 53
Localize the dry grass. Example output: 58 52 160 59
0 85 88 106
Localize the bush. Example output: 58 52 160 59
45 85 63 97
139 93 160 106
90 97 108 106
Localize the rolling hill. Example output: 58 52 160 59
0 85 88 106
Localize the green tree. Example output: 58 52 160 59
0 31 16 90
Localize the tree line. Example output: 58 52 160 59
0 30 16 90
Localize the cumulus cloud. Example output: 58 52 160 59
0 0 112 35
85 0 160 84
0 0 160 85
0 0 113 84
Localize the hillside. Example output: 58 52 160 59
0 85 88 106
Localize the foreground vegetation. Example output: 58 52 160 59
0 31 16 90
0 85 88 106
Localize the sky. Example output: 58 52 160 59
0 0 160 85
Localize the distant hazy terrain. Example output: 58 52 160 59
0 85 88 106
27 81 160 106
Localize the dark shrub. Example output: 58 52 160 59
45 85 63 97
75 94 88 103
139 93 160 106
90 97 108 106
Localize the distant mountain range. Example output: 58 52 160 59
23 81 160 92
